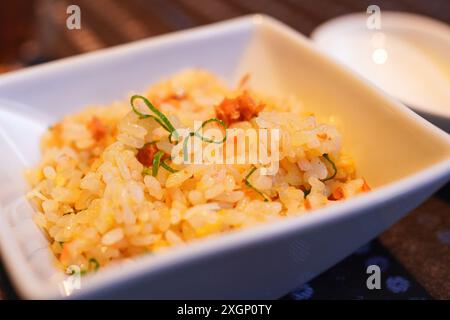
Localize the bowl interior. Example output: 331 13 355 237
0 15 449 298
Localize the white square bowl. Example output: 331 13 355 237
0 15 449 299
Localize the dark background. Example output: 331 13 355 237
0 0 449 299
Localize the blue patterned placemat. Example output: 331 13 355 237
284 240 431 300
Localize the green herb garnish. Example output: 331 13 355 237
63 209 79 215
131 95 227 167
194 118 227 144
143 161 178 176
89 258 100 272
77 258 99 276
244 166 270 202
142 167 152 176
160 160 178 173
152 150 165 177
182 118 227 162
131 95 178 140
303 188 311 199
301 154 336 197
320 153 337 182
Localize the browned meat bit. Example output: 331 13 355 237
361 179 371 192
214 92 264 126
238 73 251 89
136 143 159 167
88 116 106 141
328 186 344 201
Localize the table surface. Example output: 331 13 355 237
0 0 449 300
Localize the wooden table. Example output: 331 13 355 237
0 0 449 299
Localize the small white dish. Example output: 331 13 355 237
0 15 449 299
311 12 450 132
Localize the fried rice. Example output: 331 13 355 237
25 69 370 272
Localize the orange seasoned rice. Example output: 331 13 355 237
26 69 369 272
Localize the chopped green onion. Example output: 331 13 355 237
244 166 270 202
320 153 337 182
77 259 99 275
89 258 100 271
144 160 178 175
168 131 178 144
152 150 165 177
130 95 178 140
140 141 176 175
303 188 311 199
182 118 227 161
160 160 178 173
130 95 227 163
132 107 170 132
142 167 152 176
63 209 79 215
194 118 227 144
